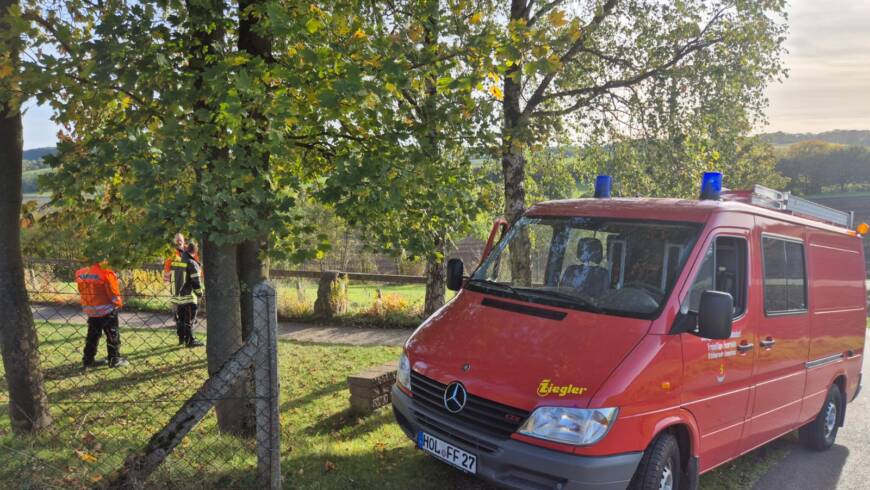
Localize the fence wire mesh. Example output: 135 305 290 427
0 260 279 489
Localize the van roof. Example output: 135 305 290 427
526 197 858 236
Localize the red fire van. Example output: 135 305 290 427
391 178 868 490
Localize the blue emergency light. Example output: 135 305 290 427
700 172 722 200
594 175 612 198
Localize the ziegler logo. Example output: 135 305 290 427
537 379 588 397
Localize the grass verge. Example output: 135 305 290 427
0 323 788 489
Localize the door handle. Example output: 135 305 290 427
760 337 776 349
737 341 754 353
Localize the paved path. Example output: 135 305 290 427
754 329 870 490
31 304 409 347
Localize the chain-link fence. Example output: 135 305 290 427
1 261 280 489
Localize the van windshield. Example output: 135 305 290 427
469 216 702 319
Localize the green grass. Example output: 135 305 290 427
0 323 792 489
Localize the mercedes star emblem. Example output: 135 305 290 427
443 382 467 413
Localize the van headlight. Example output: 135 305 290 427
518 407 618 446
396 353 411 392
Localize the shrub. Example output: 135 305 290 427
366 292 411 317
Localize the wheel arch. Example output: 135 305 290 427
832 373 847 427
650 412 701 475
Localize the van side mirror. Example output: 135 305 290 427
447 258 464 291
697 291 733 340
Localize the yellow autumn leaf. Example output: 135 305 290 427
0 64 13 79
470 12 482 24
408 24 424 42
90 474 103 483
352 29 367 41
488 85 503 101
568 22 582 42
385 82 397 93
548 9 568 28
120 96 131 109
76 450 98 464
487 72 500 83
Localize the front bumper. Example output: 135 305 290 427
391 385 642 490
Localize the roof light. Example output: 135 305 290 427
700 172 722 201
857 223 869 236
594 175 612 198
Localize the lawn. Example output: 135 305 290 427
0 323 788 489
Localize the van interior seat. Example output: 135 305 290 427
560 237 608 296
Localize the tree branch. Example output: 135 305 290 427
520 0 617 119
535 35 723 109
528 0 566 27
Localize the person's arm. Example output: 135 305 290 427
105 271 123 309
188 260 202 292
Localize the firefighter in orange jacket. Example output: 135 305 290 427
75 262 129 368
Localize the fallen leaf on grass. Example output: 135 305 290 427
324 460 336 472
90 474 103 483
75 449 98 464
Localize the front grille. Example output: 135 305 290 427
410 371 529 441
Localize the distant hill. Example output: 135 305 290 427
23 146 57 161
760 130 870 147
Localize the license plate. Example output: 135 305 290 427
417 431 477 474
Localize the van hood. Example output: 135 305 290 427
405 289 651 411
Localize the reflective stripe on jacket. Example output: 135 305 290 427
171 251 202 305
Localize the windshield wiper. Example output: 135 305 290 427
468 278 522 297
513 287 604 313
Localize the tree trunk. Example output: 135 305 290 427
423 241 446 317
500 0 532 286
237 240 268 341
184 0 250 435
237 0 274 437
203 239 248 435
0 0 52 431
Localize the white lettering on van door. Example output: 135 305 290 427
707 341 737 360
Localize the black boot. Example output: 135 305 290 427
109 357 130 368
83 359 108 369
186 338 204 348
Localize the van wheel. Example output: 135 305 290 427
799 384 842 451
629 433 681 490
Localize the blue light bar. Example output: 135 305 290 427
700 172 722 200
594 175 612 198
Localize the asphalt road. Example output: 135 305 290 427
753 329 870 490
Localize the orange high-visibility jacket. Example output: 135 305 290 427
75 264 123 317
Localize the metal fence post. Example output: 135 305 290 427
253 282 281 489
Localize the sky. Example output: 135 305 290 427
21 0 870 149
763 0 870 134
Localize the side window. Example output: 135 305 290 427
684 236 747 316
763 236 807 313
685 245 714 312
785 241 807 310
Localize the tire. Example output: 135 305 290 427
799 384 843 451
629 432 681 490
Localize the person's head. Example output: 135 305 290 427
173 233 185 250
186 241 198 256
